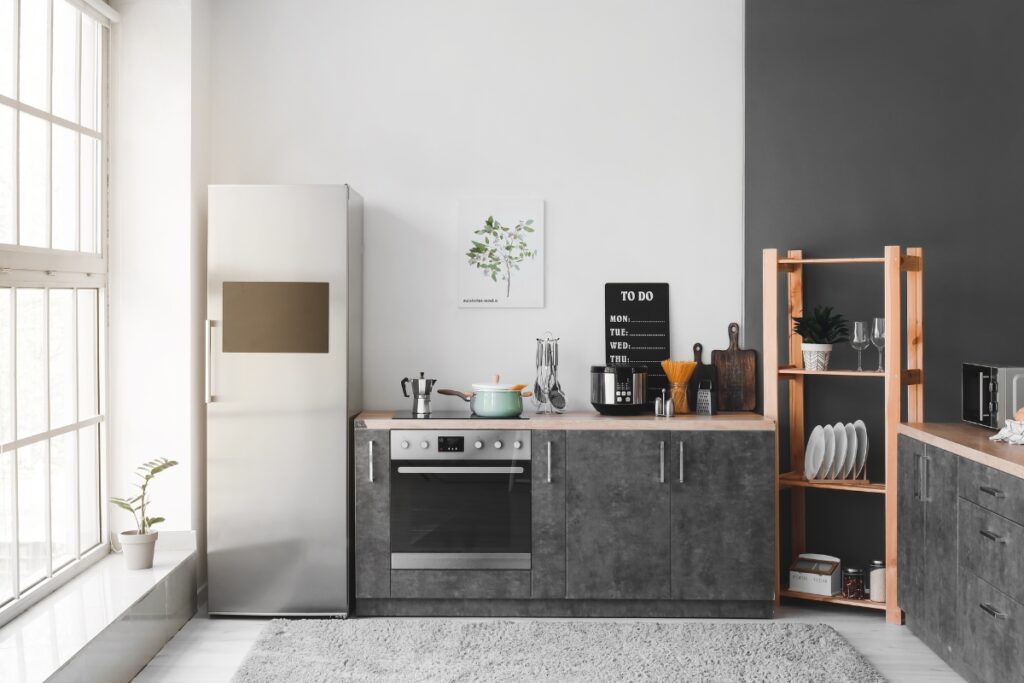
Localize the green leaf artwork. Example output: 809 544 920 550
109 457 179 535
465 216 538 298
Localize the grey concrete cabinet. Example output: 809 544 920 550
897 435 925 619
531 431 566 598
565 430 671 600
354 429 390 598
670 431 774 600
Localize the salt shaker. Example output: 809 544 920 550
654 396 665 417
868 560 885 602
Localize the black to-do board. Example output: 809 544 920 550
605 283 670 403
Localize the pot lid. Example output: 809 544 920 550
471 374 519 392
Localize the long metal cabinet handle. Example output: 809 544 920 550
980 485 1005 499
398 466 525 474
204 319 213 404
369 441 374 482
659 441 665 483
979 371 985 419
921 455 930 503
546 442 552 483
679 442 685 483
980 529 1007 544
979 603 1007 620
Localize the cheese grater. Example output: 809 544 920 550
696 380 715 416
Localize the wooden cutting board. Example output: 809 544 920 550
687 343 718 413
711 322 757 412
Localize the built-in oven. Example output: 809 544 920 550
390 430 532 570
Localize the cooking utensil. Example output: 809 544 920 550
590 365 648 415
534 333 565 414
401 371 437 416
695 381 714 416
661 359 697 414
687 343 718 411
711 323 757 411
439 375 529 418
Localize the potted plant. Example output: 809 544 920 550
110 458 178 570
793 306 849 371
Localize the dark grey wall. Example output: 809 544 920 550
745 1 1024 571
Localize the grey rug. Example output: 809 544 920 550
233 619 885 682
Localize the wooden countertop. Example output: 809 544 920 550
355 410 775 431
900 422 1024 480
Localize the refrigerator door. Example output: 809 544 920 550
207 185 352 615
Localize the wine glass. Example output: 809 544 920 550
871 317 886 372
851 322 870 372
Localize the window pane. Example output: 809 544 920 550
19 0 50 112
0 289 10 444
79 136 98 253
16 289 46 438
49 289 74 429
52 0 79 123
18 113 49 248
0 449 13 604
0 0 14 98
0 105 13 244
51 433 75 570
77 290 97 419
51 127 78 251
78 424 98 552
17 442 47 591
80 15 99 131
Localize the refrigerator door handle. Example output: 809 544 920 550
205 319 214 404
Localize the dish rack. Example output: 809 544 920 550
762 246 924 625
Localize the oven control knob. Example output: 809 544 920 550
494 441 503 449
420 440 429 449
513 440 522 449
401 440 409 449
474 440 483 449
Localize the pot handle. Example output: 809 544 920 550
401 377 410 398
438 389 472 402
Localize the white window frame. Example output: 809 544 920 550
0 0 117 629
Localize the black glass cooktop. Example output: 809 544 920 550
391 410 529 420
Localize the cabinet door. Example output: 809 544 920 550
670 431 774 600
923 445 959 655
897 435 925 620
354 430 390 598
532 431 566 598
565 430 671 599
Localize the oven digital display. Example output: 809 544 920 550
437 436 465 452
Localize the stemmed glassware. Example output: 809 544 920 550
851 322 870 372
871 317 886 372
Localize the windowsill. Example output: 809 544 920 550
0 533 196 683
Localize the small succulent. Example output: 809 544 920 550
793 306 850 345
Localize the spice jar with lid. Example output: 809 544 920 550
842 567 865 600
868 560 886 602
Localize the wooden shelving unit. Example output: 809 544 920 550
763 246 924 625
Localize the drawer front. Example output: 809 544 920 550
959 571 1024 683
959 458 1024 526
390 570 531 599
959 499 1024 604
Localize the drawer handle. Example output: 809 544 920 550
980 485 1006 499
980 529 1008 544
659 441 665 484
980 603 1007 620
369 441 374 482
546 442 552 484
679 442 685 484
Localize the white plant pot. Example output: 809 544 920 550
120 530 158 570
802 343 834 371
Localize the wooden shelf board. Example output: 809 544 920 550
779 472 886 494
779 366 884 378
778 257 885 265
781 588 887 611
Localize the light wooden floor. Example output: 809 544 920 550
133 603 964 682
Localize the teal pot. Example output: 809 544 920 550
439 388 524 418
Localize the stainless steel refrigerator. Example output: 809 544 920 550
206 184 362 616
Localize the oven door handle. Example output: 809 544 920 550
396 466 525 474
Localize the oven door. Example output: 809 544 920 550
963 363 996 428
390 459 531 569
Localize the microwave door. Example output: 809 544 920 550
963 365 992 427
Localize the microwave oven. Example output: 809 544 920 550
962 363 1024 429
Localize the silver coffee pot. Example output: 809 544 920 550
401 371 437 416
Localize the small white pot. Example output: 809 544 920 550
802 343 833 371
120 530 158 570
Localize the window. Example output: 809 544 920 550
0 0 110 624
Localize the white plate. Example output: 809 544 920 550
854 419 869 478
831 422 847 479
805 425 825 480
843 423 858 478
819 425 836 480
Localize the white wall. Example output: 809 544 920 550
207 0 745 411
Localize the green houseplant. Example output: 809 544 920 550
110 458 178 570
792 306 849 371
466 216 537 298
